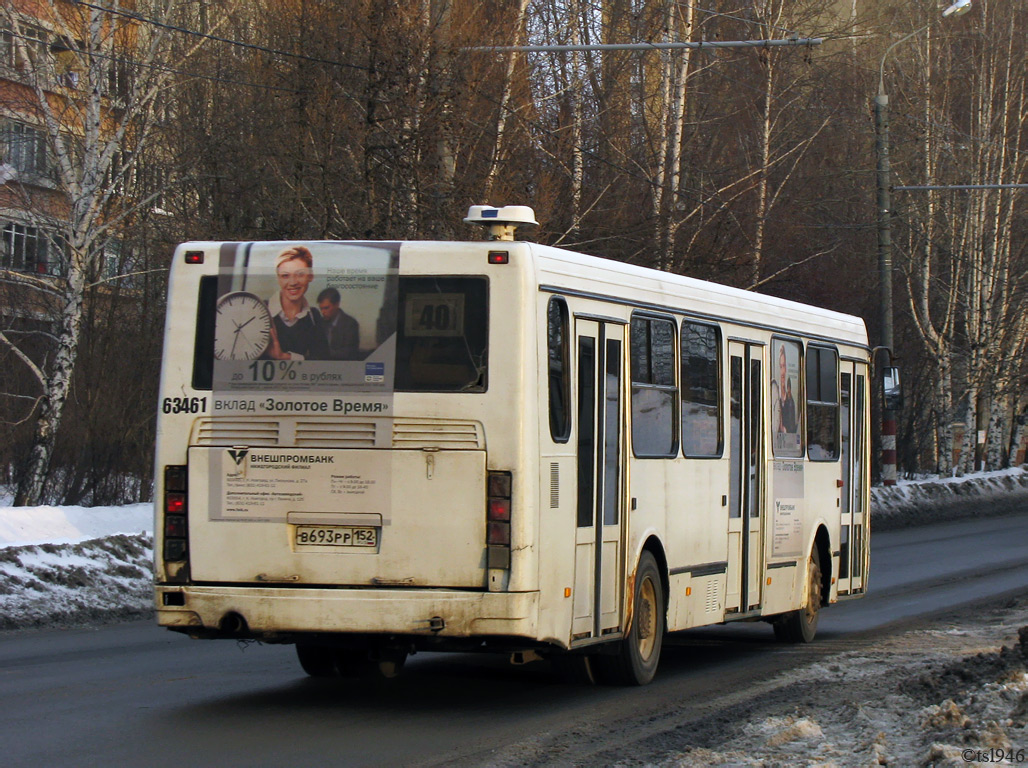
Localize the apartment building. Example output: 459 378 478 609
0 1 137 282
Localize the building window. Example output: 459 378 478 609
4 122 50 178
681 320 723 457
108 58 130 102
51 36 82 88
0 28 12 68
2 223 59 275
2 23 48 71
806 346 840 461
630 314 677 457
99 240 123 282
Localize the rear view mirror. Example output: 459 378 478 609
882 367 903 411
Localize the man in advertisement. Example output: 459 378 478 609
317 287 362 361
778 344 798 435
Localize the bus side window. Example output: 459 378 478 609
806 346 839 461
630 315 678 458
680 321 722 458
547 297 571 443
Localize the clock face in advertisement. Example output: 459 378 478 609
214 291 272 360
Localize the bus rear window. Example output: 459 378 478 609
193 273 487 394
395 277 488 392
192 276 218 390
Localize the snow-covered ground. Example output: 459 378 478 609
0 500 152 630
653 599 1028 768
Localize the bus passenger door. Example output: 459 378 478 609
726 341 765 614
572 319 626 640
838 365 868 594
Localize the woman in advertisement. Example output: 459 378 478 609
266 246 330 361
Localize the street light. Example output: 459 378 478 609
942 0 972 17
874 0 971 486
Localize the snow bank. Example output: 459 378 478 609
0 535 153 630
0 499 153 629
872 467 1028 529
0 502 151 547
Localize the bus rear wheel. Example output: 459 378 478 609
773 547 822 643
296 644 403 678
296 643 338 677
594 551 664 686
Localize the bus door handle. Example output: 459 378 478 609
423 447 439 479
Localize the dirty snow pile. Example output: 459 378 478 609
657 600 1028 768
872 466 1028 529
0 496 152 630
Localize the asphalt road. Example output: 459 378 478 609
2 512 1026 768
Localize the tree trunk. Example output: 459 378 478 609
483 0 531 200
958 386 977 475
14 252 87 506
657 0 694 271
985 394 1009 471
935 356 954 475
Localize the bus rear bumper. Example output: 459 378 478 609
155 585 540 641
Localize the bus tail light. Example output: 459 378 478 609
487 522 510 546
487 471 512 569
163 465 190 583
487 498 510 521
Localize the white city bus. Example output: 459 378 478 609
154 206 869 685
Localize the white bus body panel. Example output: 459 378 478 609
186 446 486 587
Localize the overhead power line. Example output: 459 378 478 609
4 29 308 95
896 184 1028 191
468 38 823 53
69 0 371 72
572 0 808 48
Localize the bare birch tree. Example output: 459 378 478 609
901 23 963 474
896 1 1028 473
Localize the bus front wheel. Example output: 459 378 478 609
594 551 665 686
773 547 822 643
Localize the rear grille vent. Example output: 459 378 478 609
192 417 483 450
295 420 377 447
392 420 484 449
705 580 720 614
194 419 280 446
550 463 559 508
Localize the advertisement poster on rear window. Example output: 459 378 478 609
211 242 399 416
